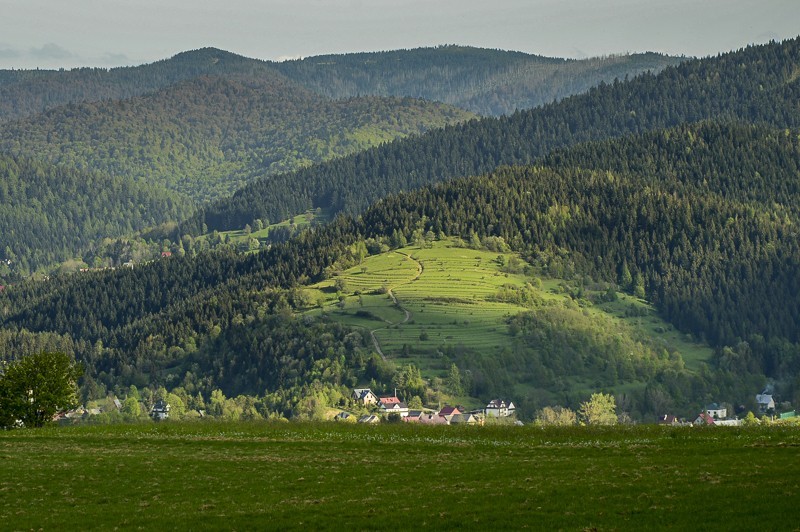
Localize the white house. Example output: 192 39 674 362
704 403 727 420
150 400 170 421
485 399 516 417
694 412 716 426
379 398 409 418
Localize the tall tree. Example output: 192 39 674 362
579 393 617 426
0 352 83 428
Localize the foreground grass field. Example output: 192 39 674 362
2 422 799 530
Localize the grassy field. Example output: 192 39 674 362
307 241 533 372
2 422 799 530
305 240 713 406
197 208 331 248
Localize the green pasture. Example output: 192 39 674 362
307 240 713 389
308 241 531 372
2 422 798 530
594 295 712 371
198 209 331 247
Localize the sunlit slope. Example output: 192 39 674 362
305 239 713 400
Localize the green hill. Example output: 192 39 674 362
0 49 475 273
0 75 473 204
303 238 713 413
0 46 681 123
0 154 191 275
0 45 682 273
0 48 287 123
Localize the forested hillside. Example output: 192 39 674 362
275 45 683 116
0 50 475 273
0 155 192 276
0 45 683 274
3 120 799 416
0 76 472 203
191 37 800 233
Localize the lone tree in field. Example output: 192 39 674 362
579 393 617 426
0 352 83 428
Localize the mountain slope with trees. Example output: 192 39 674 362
275 45 683 116
0 48 288 123
0 46 681 123
190 37 800 233
0 154 192 276
0 75 473 203
0 45 683 273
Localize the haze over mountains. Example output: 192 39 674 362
2 38 800 421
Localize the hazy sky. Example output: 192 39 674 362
1 0 798 69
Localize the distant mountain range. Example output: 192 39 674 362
0 46 682 122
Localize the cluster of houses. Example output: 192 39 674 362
659 391 795 427
54 398 173 423
347 388 516 425
659 403 745 427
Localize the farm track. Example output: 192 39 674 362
369 251 423 359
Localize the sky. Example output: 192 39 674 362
0 0 798 69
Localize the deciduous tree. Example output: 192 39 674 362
0 352 83 428
579 393 617 426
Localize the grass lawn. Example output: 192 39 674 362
2 422 798 530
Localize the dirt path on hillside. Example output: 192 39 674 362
369 251 423 359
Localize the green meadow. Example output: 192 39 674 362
198 209 331 249
2 422 798 530
307 241 538 369
305 239 713 405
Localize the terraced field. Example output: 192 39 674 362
308 240 536 372
306 239 714 404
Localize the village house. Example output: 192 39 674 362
484 399 516 418
694 412 716 426
657 414 679 426
358 414 381 424
404 410 425 422
417 413 448 425
352 388 378 406
379 396 409 418
150 400 170 421
438 405 461 418
449 413 480 425
704 403 727 420
756 393 775 414
334 411 354 422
